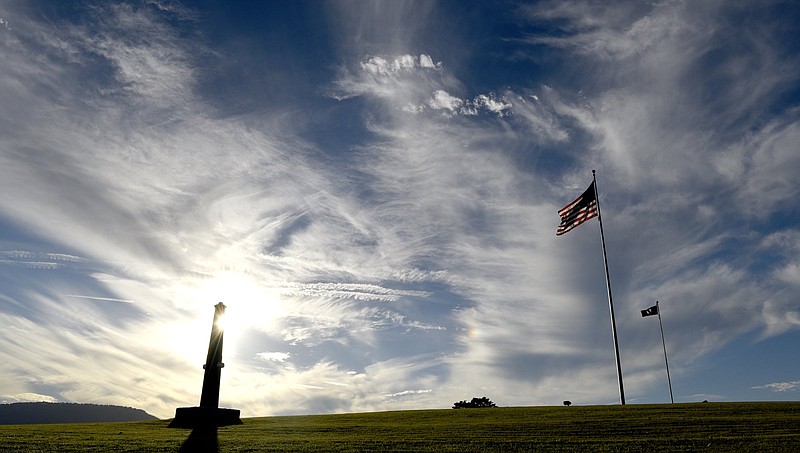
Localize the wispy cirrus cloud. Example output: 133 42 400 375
0 393 58 404
0 251 85 270
752 380 800 392
288 282 430 302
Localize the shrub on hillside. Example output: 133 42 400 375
452 397 496 409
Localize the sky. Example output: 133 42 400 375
1 0 799 419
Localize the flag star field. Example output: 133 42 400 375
0 1 799 418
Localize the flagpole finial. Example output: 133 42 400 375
592 169 596 176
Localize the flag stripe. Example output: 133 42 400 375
556 206 597 235
556 181 598 236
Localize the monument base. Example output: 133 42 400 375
168 406 242 428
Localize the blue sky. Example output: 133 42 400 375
1 0 799 419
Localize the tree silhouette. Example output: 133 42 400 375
452 397 496 409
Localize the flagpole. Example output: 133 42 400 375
656 301 674 403
593 169 625 405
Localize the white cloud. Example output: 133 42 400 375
427 89 463 112
474 94 512 116
255 352 291 363
0 393 58 404
360 54 441 77
384 389 432 398
337 53 514 120
752 380 800 392
360 56 391 76
412 90 515 117
394 54 416 71
419 54 438 69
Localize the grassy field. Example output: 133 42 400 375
0 402 798 452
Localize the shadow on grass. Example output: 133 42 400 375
180 425 218 453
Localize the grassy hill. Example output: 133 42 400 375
0 402 798 452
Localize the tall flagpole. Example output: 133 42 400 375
656 301 674 403
593 169 625 405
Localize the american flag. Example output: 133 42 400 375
556 181 598 236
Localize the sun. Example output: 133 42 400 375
170 270 287 362
214 308 227 331
206 271 286 340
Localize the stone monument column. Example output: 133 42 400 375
199 302 225 409
169 302 242 428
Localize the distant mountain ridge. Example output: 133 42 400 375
0 402 158 424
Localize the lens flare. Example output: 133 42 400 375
214 311 226 331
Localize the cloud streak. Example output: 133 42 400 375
753 380 800 393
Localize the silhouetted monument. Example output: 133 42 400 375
169 302 242 428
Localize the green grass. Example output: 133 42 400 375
0 402 798 452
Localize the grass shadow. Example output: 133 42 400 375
180 425 218 453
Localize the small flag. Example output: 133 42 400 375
556 181 598 236
641 305 659 317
